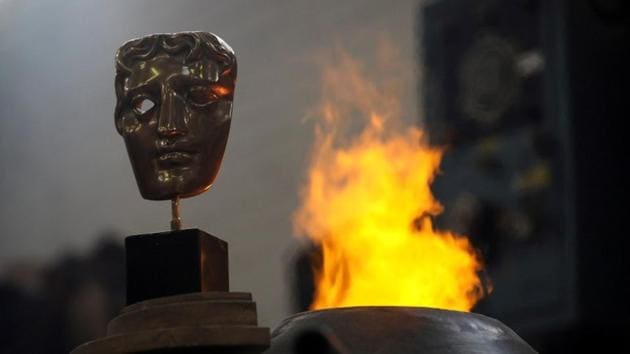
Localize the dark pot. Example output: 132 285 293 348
265 307 537 354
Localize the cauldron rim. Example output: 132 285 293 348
278 305 496 326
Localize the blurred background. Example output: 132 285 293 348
0 0 628 353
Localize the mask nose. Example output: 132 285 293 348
157 88 188 137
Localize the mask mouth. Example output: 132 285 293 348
155 150 197 169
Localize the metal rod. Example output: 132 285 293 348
171 196 182 231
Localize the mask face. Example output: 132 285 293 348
115 32 236 201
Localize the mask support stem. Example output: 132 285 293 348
171 196 182 231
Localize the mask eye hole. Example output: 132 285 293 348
211 84 232 97
188 86 217 106
132 97 156 115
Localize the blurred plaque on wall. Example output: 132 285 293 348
419 0 577 336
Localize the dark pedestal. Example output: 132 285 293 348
126 228 229 304
71 229 269 354
71 292 269 354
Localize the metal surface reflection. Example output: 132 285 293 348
114 32 237 228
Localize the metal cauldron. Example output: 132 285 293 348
265 307 537 354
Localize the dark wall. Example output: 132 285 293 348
420 0 629 351
567 0 629 328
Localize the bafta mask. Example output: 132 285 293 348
114 32 237 201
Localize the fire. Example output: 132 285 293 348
294 42 486 312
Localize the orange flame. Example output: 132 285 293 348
294 41 486 312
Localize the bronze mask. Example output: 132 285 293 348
115 32 237 201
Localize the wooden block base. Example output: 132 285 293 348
125 229 229 305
